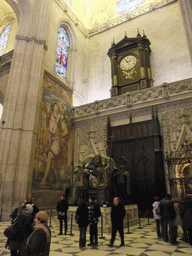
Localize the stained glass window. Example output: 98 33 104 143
0 24 11 56
115 0 145 14
55 26 70 79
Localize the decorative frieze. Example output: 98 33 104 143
73 78 192 121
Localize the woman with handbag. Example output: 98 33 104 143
5 204 34 256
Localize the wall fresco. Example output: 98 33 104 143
32 73 73 207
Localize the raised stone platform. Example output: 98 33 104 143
67 204 138 233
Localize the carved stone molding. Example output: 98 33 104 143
73 78 192 122
15 35 48 50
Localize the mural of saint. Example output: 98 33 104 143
37 90 71 190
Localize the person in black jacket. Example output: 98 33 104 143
5 204 34 256
108 197 125 247
75 202 89 249
159 194 176 244
180 196 192 246
87 197 101 246
56 195 69 235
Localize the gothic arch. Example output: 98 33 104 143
135 154 153 169
116 156 131 170
134 154 155 211
5 0 20 22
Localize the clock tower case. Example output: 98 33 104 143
107 31 153 97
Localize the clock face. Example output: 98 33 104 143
120 55 137 70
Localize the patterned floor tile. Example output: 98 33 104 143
0 218 192 256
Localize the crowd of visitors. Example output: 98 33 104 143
4 193 192 255
152 193 192 247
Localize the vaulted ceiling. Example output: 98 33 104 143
70 0 160 29
1 0 163 30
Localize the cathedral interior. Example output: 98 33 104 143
0 0 192 220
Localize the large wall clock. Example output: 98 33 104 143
107 31 153 97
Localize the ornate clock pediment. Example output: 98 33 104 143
107 35 151 58
107 31 153 97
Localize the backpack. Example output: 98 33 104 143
155 204 161 215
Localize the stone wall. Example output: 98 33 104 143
1 1 192 105
73 78 192 197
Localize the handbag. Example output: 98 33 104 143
4 225 17 239
4 216 18 239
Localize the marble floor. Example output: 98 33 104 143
0 218 192 256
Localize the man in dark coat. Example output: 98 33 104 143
180 196 192 246
159 194 176 244
108 197 125 247
56 195 69 235
75 202 89 249
87 197 101 246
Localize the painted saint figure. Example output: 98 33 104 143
41 102 69 188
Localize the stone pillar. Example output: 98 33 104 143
179 0 192 63
0 0 51 220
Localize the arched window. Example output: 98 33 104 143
0 24 11 56
55 26 70 80
115 0 145 14
0 103 3 120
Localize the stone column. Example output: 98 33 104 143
0 0 51 220
179 0 192 63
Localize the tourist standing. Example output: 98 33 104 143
159 194 176 244
56 195 68 235
75 202 89 249
152 196 162 239
5 204 34 256
108 197 125 247
25 211 51 256
87 197 101 246
180 196 192 246
173 200 182 244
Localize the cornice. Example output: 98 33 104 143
73 78 192 123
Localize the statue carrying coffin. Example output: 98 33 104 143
73 154 130 205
